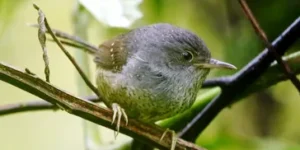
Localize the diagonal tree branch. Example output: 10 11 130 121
0 62 204 150
202 77 230 88
238 0 300 93
178 16 300 141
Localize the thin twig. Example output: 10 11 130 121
72 4 101 150
0 95 99 116
239 0 300 93
25 68 36 76
48 38 95 54
33 4 101 98
0 101 56 115
0 62 204 150
29 24 99 54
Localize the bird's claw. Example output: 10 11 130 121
111 103 128 138
160 128 177 150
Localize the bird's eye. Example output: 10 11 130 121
182 51 193 62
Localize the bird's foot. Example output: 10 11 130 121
111 103 128 138
160 128 177 150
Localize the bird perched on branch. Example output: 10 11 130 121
94 23 236 149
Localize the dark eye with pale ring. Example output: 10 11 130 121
182 51 193 62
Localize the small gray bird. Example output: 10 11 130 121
94 23 236 148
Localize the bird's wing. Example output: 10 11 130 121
94 35 128 72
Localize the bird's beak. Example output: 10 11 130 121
194 58 237 70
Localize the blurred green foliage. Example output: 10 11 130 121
0 1 24 35
0 0 300 150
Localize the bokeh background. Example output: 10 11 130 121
0 0 300 150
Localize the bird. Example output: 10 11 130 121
94 23 236 149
